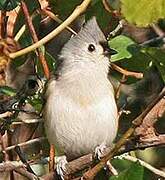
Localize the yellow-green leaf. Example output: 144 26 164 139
121 0 165 27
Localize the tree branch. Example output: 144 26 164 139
9 0 92 59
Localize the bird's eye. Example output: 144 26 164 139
88 44 95 52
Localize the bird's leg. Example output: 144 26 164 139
94 143 107 160
55 155 68 180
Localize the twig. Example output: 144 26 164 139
102 0 121 17
83 87 165 179
14 146 35 174
108 20 125 39
0 111 12 118
107 160 118 176
0 161 24 171
41 9 77 35
14 10 39 41
111 63 143 79
151 24 165 37
0 160 40 180
102 0 113 13
9 0 92 59
49 144 55 172
115 74 127 99
121 155 165 178
0 11 6 38
12 118 43 125
3 137 46 152
151 23 165 48
140 36 165 46
20 1 50 79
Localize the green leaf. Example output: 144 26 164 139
142 47 165 82
110 162 144 180
28 94 43 112
109 35 136 62
0 86 16 96
121 0 165 27
0 0 20 11
45 51 56 71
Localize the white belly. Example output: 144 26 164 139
44 81 118 160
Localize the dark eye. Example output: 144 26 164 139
88 44 95 52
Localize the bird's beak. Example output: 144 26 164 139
99 41 117 56
104 47 117 56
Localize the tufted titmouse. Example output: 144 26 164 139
44 17 118 161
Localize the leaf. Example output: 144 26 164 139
142 47 165 82
121 0 165 27
109 35 136 62
45 51 56 71
110 162 144 180
0 0 20 11
28 94 43 112
0 86 16 96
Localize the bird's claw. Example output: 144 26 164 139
55 156 68 180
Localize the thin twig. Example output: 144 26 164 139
108 20 125 39
121 155 165 178
3 137 46 152
111 63 143 79
0 111 12 118
102 0 121 17
140 36 165 46
20 1 50 79
107 160 118 176
41 9 77 35
151 23 165 48
14 10 39 41
49 144 55 172
14 146 35 174
0 10 6 38
0 161 24 171
12 118 43 125
9 0 92 59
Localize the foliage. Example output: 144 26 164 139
110 161 144 180
121 0 165 27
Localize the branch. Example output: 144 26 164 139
135 94 165 143
9 0 92 59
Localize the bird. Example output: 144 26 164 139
43 17 119 161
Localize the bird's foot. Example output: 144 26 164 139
55 155 68 180
94 143 107 160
